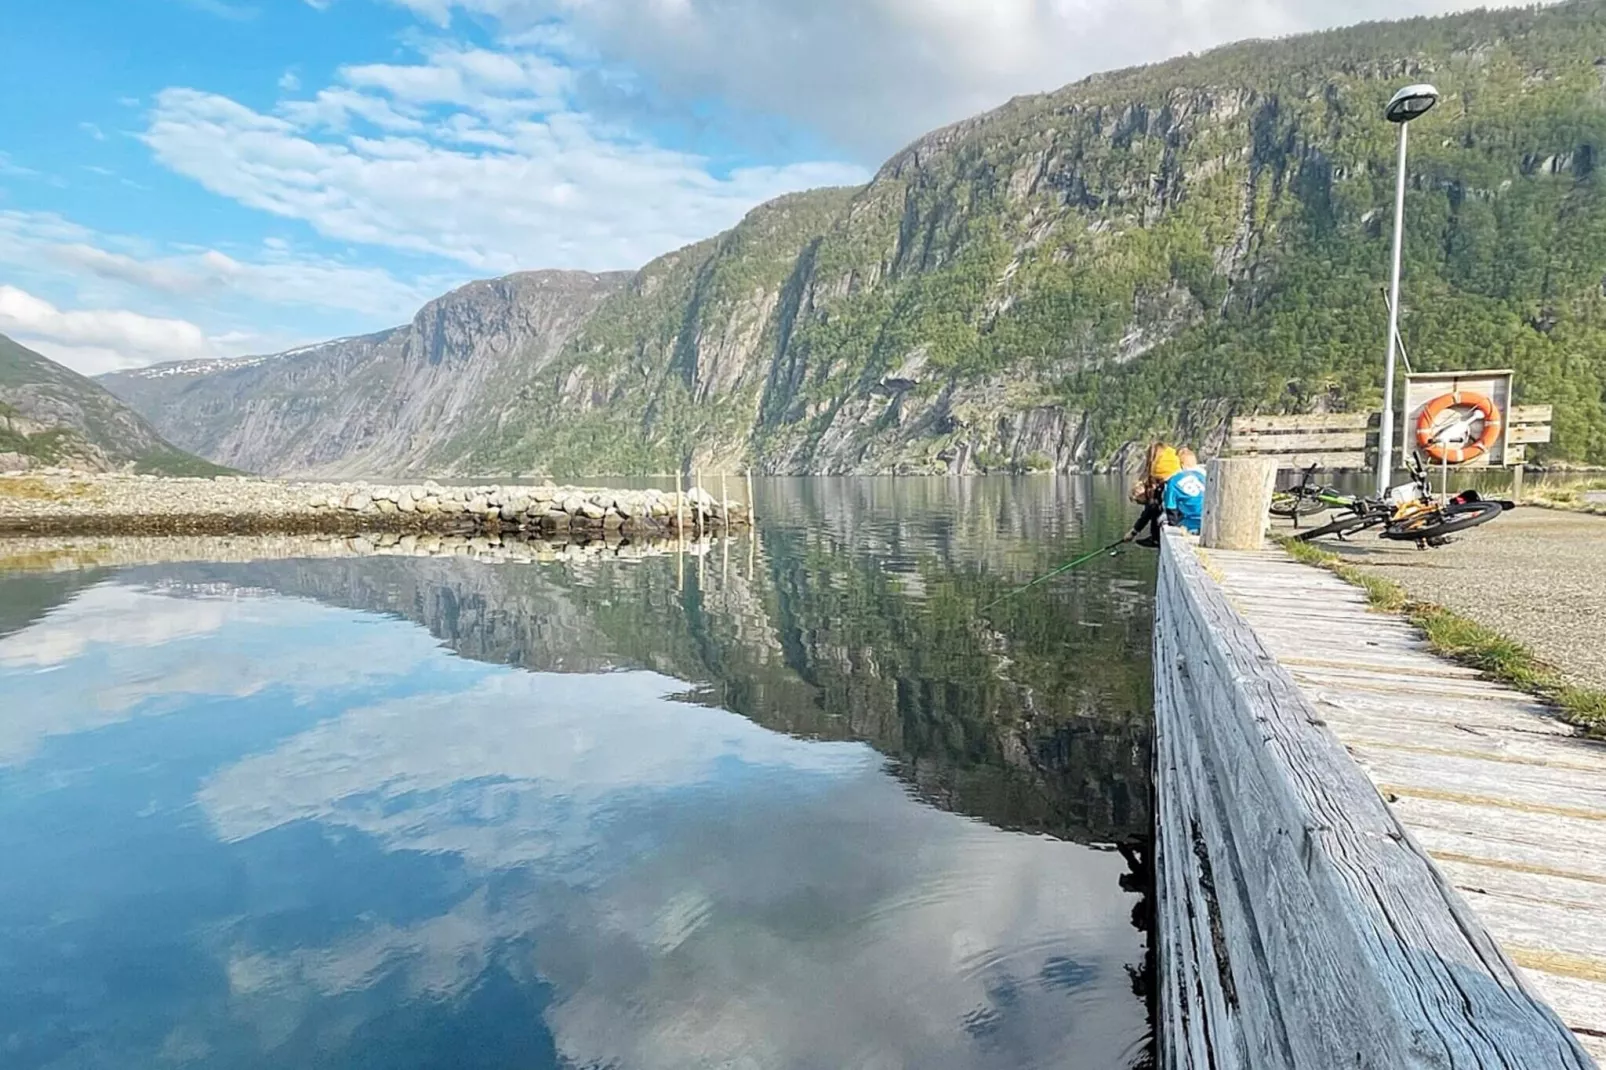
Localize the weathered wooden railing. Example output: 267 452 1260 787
1153 530 1592 1069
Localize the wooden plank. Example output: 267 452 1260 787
1229 430 1369 452
1510 424 1554 445
1415 827 1606 886
1232 451 1368 471
1212 545 1605 1063
1331 725 1606 775
1511 405 1554 424
1347 746 1606 815
1152 534 1593 1068
1509 445 1528 464
1517 972 1606 1040
1232 413 1373 433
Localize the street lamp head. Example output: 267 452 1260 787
1386 83 1441 124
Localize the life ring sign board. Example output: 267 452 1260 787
1403 370 1514 468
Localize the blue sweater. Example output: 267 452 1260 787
1164 467 1207 534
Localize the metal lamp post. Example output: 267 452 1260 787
1376 83 1441 497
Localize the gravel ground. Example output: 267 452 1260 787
1309 507 1606 691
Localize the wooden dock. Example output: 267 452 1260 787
1206 545 1606 1064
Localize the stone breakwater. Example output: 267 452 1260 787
0 470 753 537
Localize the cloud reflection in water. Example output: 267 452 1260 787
0 576 1147 1069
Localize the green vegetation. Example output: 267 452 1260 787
1526 476 1606 514
132 446 236 478
1 334 230 476
430 0 1606 477
1278 536 1606 735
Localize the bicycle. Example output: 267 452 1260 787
1270 465 1352 526
1293 453 1507 547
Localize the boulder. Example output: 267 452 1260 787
561 495 587 516
376 499 399 515
343 492 372 512
398 494 418 514
579 501 608 520
468 495 491 515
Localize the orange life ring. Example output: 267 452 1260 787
1415 390 1503 464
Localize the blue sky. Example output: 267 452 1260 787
0 0 1500 375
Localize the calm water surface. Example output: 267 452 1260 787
0 477 1155 1069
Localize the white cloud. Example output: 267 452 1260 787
387 0 1520 158
142 44 870 273
0 151 39 178
0 209 450 325
79 121 107 142
0 284 214 372
278 68 302 92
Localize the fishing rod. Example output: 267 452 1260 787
980 540 1126 613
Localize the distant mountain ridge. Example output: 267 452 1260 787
102 1 1606 476
101 270 629 478
0 333 227 475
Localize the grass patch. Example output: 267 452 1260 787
0 476 99 502
1274 535 1606 737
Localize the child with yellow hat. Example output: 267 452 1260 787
1125 443 1181 547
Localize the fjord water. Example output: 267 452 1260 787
0 477 1155 1070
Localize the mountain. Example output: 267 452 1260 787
0 333 229 475
100 270 629 478
104 1 1606 476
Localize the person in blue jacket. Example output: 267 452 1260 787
1163 449 1207 534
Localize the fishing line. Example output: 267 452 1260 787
980 540 1126 613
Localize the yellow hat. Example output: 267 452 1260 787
1150 446 1181 482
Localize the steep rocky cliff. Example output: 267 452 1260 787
102 270 629 477
104 1 1606 476
0 333 225 474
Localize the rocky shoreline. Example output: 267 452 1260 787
0 530 738 573
0 470 752 538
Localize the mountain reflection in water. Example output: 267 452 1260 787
0 476 1154 1069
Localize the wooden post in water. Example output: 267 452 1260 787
720 470 729 532
675 470 685 542
693 468 703 535
675 469 685 591
1200 457 1279 551
746 467 756 522
1511 463 1525 504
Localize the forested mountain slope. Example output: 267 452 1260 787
107 2 1606 476
0 333 226 475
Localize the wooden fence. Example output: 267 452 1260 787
1230 404 1554 472
1153 531 1592 1068
1227 413 1374 471
1507 405 1554 466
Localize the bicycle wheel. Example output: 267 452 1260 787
1380 500 1504 542
1295 511 1387 542
1270 492 1328 519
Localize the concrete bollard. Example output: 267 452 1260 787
1200 457 1280 550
